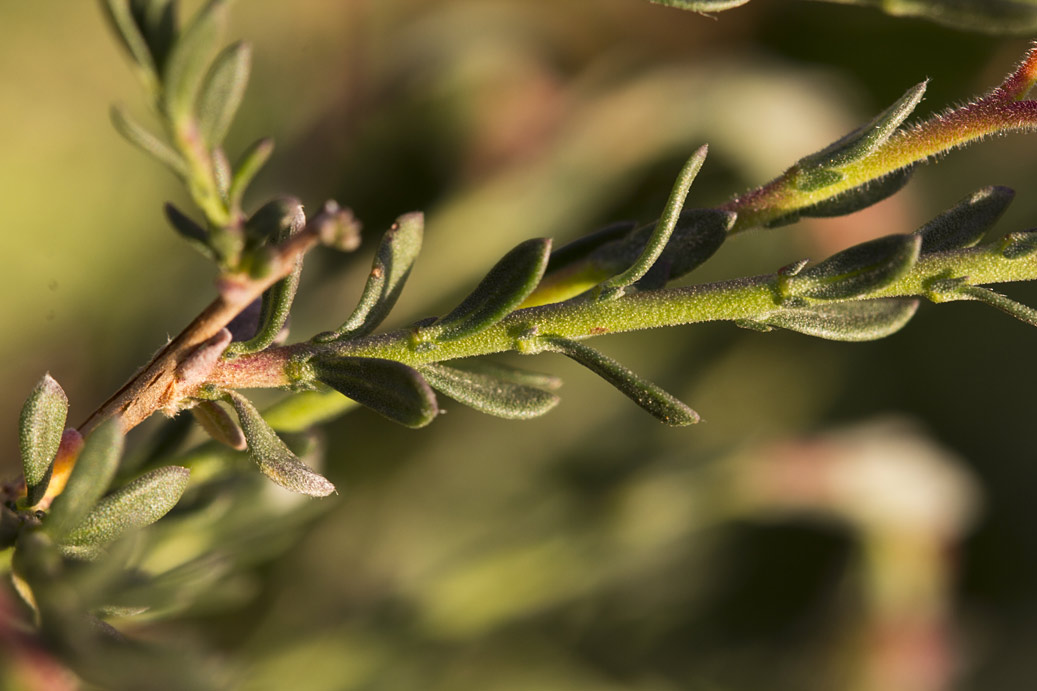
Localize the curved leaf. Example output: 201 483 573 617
46 418 124 540
915 186 1014 254
540 335 698 426
196 41 251 148
428 238 551 342
111 104 188 177
162 0 228 125
226 391 336 497
19 374 68 506
311 356 439 429
64 467 191 546
419 363 560 420
762 298 920 342
788 234 921 300
315 212 424 342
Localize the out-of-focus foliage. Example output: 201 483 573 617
4 1 1037 690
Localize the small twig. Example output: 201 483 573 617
78 224 322 436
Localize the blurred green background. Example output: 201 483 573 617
4 1 1037 689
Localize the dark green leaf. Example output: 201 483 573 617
915 186 1014 254
162 0 228 125
129 0 177 73
196 41 251 148
229 137 274 210
191 400 246 450
798 81 927 170
441 360 563 391
429 238 551 341
1001 229 1037 259
799 166 915 219
227 199 305 356
226 391 336 497
546 221 637 275
641 208 734 284
959 285 1037 327
46 418 124 540
311 356 439 428
596 146 708 299
110 104 188 177
19 374 68 506
789 234 921 300
762 298 920 341
315 212 424 342
64 467 191 546
163 203 214 259
419 363 560 420
540 335 698 426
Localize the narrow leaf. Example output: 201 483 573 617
19 374 69 505
226 391 336 497
441 360 563 391
163 203 215 259
315 212 424 342
800 166 915 219
162 0 228 125
798 81 927 170
46 418 124 540
596 146 708 300
428 238 551 342
546 221 637 275
101 0 157 75
789 234 921 300
227 199 305 356
196 41 251 147
762 298 920 342
191 400 246 450
229 137 274 210
311 356 439 428
129 0 177 74
642 208 734 284
649 0 751 10
111 104 188 177
419 363 560 420
960 285 1037 327
63 467 191 547
540 335 698 426
264 388 358 433
915 186 1014 254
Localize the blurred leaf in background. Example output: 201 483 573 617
5 1 1037 689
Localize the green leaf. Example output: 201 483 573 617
792 168 844 192
761 298 920 342
163 203 215 260
310 356 439 428
101 0 158 75
196 41 251 148
229 137 274 211
419 363 560 420
427 238 551 342
540 335 698 426
162 0 229 125
129 0 177 74
1001 230 1037 259
226 199 305 356
190 400 246 450
798 81 927 170
19 374 68 506
959 285 1037 327
915 186 1014 254
46 418 124 541
264 388 358 433
441 360 563 391
546 221 637 275
799 166 915 220
110 104 188 177
642 208 734 284
788 234 921 300
315 213 424 342
226 391 336 497
63 467 190 547
596 146 708 300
